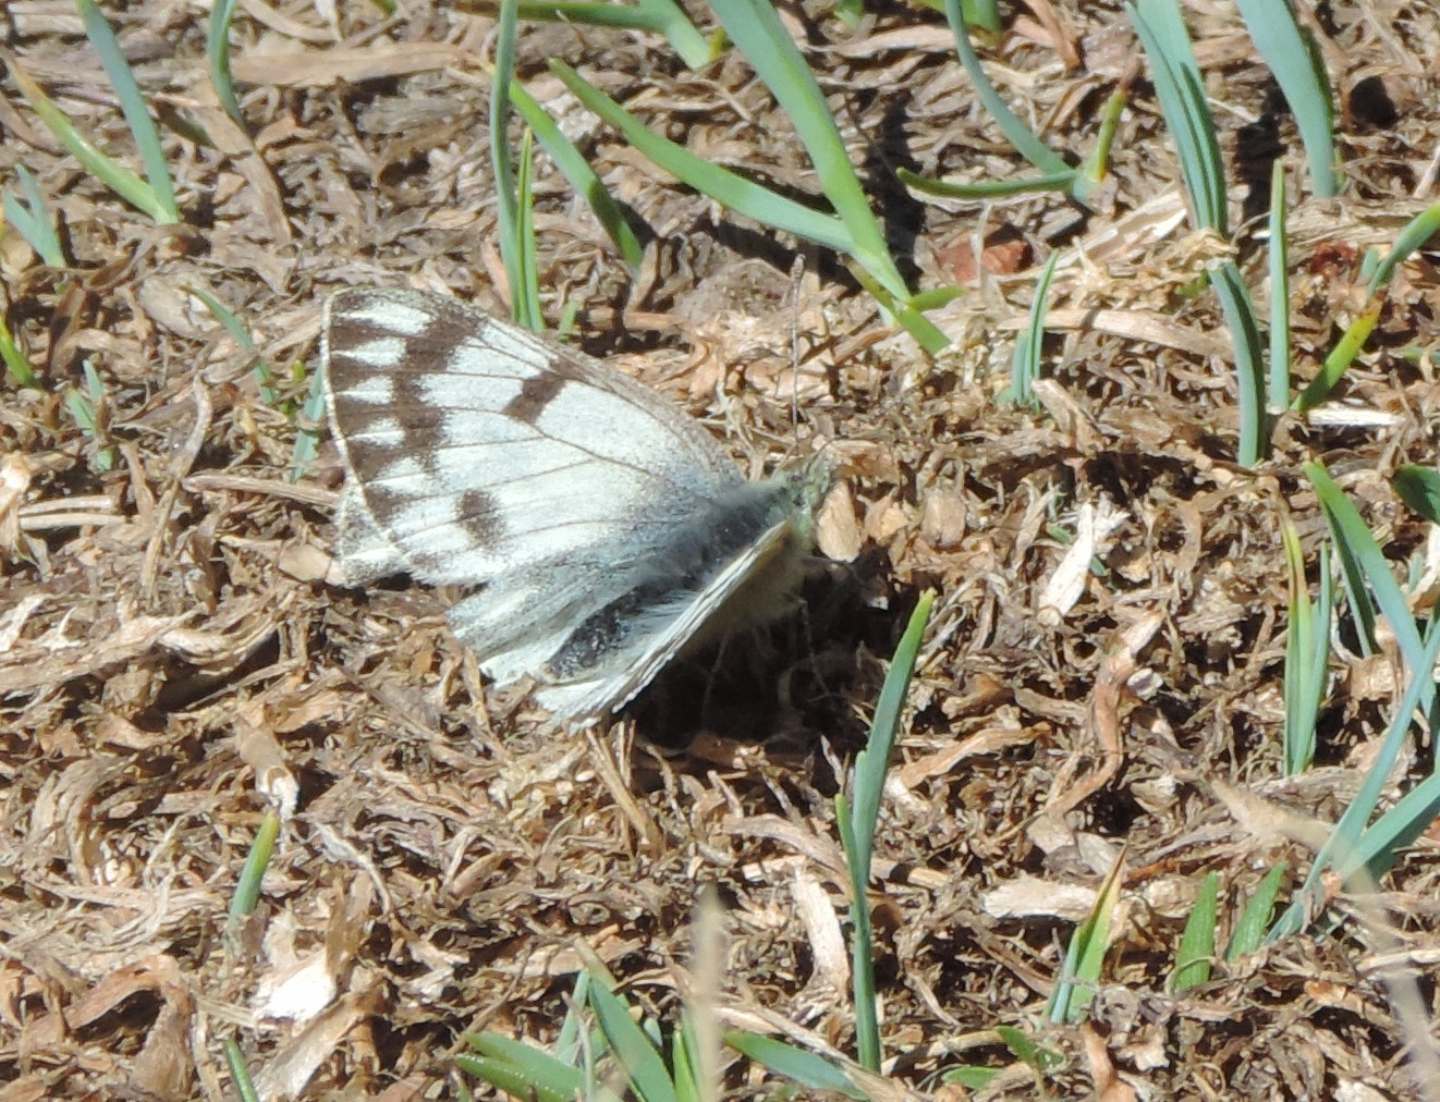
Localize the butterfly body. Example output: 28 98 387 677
321 288 830 724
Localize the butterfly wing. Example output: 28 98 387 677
531 509 806 723
322 288 744 589
323 288 828 725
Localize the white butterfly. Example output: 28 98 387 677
321 288 832 726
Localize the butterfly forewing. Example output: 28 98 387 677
322 289 743 588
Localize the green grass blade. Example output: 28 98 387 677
1345 769 1440 885
1268 620 1440 941
1048 852 1124 1023
1171 871 1219 992
1267 163 1290 412
1306 462 1426 676
227 808 279 924
1207 260 1267 466
707 0 909 299
290 362 326 481
834 590 934 1072
1225 864 1288 959
1235 0 1337 197
941 0 1074 183
1366 200 1440 295
1292 295 1382 411
722 1032 865 1099
76 0 179 223
1008 249 1060 406
516 127 543 326
1281 521 1329 775
501 0 714 68
186 285 277 405
509 80 644 271
1078 82 1128 184
0 311 42 389
994 1025 1064 1074
548 61 852 254
898 166 1077 200
461 1032 601 1100
491 0 540 329
1295 205 1439 410
207 0 245 127
5 165 66 266
848 592 934 889
1393 466 1440 526
224 1038 260 1102
4 51 172 224
1128 0 1226 233
589 983 677 1102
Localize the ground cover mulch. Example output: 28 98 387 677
2 1 1440 1098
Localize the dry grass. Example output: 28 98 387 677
2 1 1440 1099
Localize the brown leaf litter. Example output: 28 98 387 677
2 1 1440 1099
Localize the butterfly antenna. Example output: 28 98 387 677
786 253 806 451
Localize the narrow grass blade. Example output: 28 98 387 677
458 1034 589 1102
1235 0 1337 197
463 1031 619 1101
707 0 911 299
1393 466 1440 526
845 262 950 353
1268 621 1440 941
208 0 245 127
1267 163 1290 412
550 971 594 1065
589 983 677 1102
549 61 852 254
1281 520 1330 775
494 0 714 68
491 0 540 330
836 591 934 1071
227 808 279 924
994 1026 1064 1075
898 167 1077 200
942 1065 1003 1088
4 52 173 224
1208 260 1267 466
1346 768 1440 885
1306 462 1426 677
1292 294 1382 411
0 312 41 389
76 0 179 223
1048 850 1125 1022
186 286 276 405
1128 0 1226 233
509 80 644 271
224 1038 260 1102
1296 204 1440 410
1078 82 1129 185
1365 200 1440 295
515 127 543 326
1008 249 1060 406
942 0 1073 182
834 0 863 29
723 1032 865 1100
4 165 66 266
848 592 934 893
1171 871 1219 992
1226 864 1288 959
290 363 326 481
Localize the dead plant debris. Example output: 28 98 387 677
2 2 1439 1099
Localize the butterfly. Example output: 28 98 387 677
320 288 834 726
